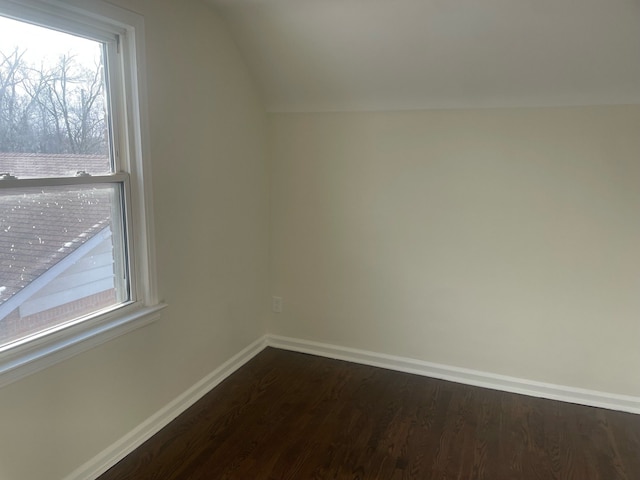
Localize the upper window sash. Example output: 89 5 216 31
0 5 126 176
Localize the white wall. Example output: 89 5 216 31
0 0 270 478
269 106 640 397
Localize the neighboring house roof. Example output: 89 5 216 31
0 152 111 178
0 153 113 318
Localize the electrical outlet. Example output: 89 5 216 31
272 296 283 313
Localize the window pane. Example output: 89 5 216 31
0 184 128 348
0 15 111 177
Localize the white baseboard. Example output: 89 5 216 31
65 333 640 480
266 334 640 415
63 336 268 480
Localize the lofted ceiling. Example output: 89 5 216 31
208 0 640 112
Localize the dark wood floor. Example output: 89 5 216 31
98 348 640 479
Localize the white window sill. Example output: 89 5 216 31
0 302 167 388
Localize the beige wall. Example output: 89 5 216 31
0 1 270 479
269 106 640 397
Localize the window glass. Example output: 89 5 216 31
0 183 127 348
0 15 111 177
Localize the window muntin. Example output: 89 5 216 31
0 10 133 351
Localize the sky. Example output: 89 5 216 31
0 14 102 69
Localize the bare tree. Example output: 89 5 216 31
0 48 31 151
0 48 108 155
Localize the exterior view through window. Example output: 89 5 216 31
0 15 129 349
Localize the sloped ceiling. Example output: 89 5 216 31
208 0 640 112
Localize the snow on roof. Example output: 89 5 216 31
0 153 114 309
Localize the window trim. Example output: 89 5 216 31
0 0 165 388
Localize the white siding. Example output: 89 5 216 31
18 231 116 317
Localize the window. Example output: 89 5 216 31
0 0 163 386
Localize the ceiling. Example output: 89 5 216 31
208 0 640 112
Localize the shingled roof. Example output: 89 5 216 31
0 153 113 317
0 152 111 178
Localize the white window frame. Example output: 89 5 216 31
0 0 165 388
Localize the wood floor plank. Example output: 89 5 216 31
97 348 640 480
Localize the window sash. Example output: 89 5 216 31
0 173 136 327
0 10 122 176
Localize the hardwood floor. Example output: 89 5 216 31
97 348 640 479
